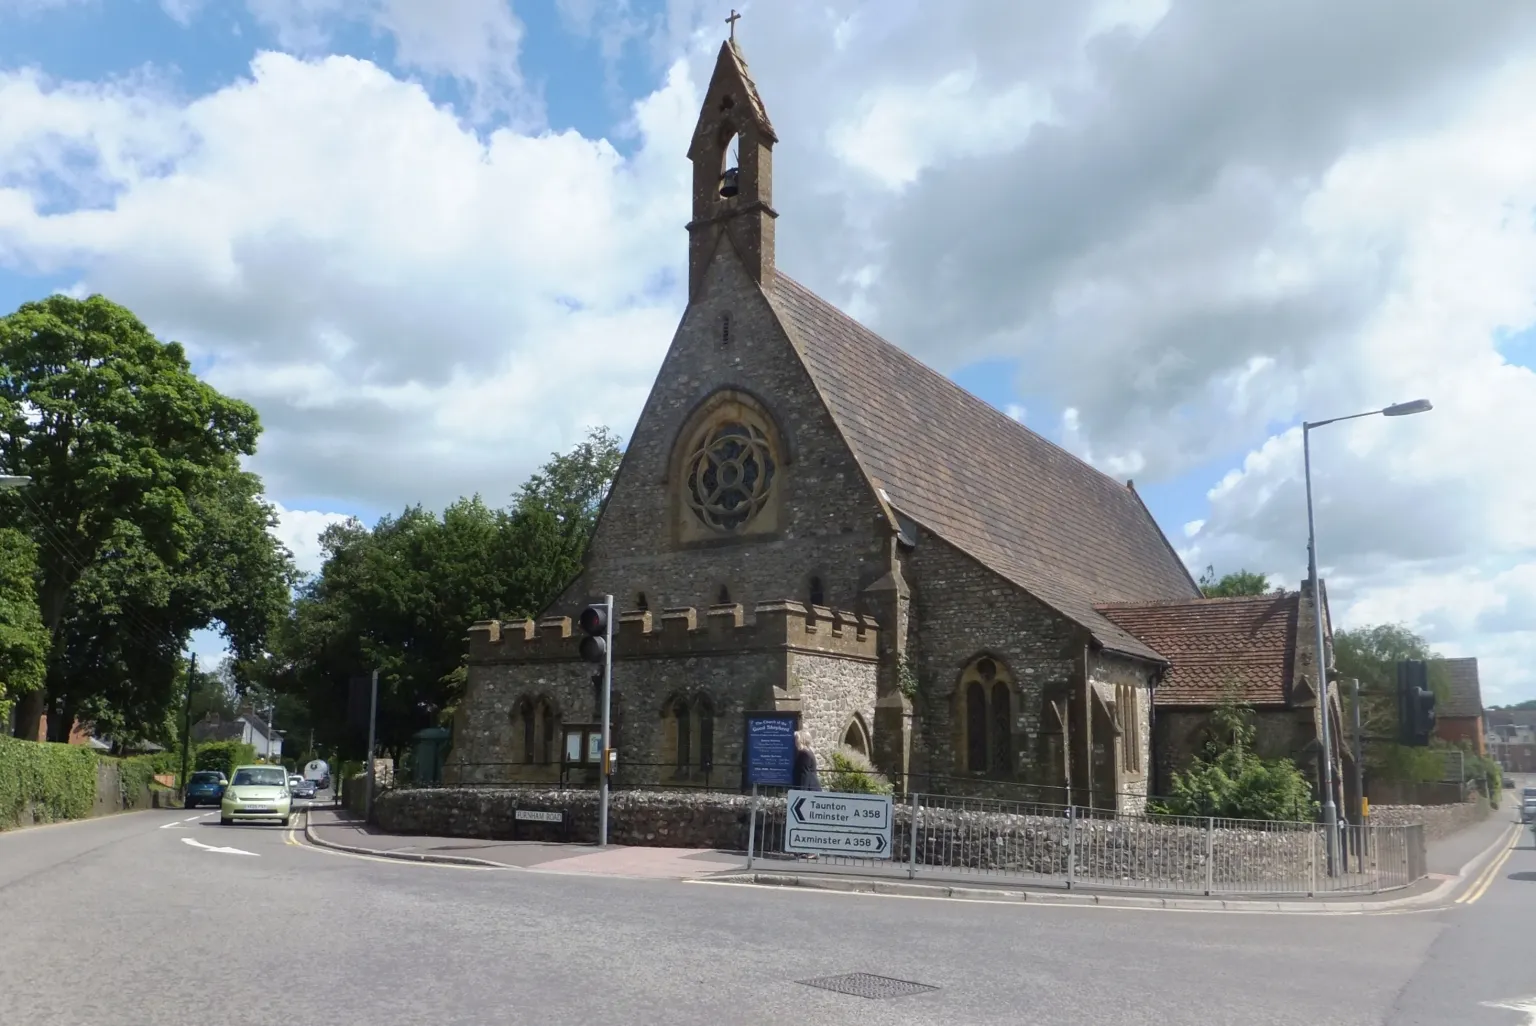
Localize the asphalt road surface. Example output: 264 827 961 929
3 800 1535 1026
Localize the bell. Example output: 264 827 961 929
719 167 740 198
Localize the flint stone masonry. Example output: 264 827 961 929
378 788 1419 892
449 601 878 790
1368 798 1489 841
376 787 762 850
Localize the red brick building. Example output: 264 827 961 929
1431 657 1485 756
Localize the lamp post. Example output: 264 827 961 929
1304 398 1431 874
0 476 30 490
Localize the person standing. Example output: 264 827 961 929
792 731 821 792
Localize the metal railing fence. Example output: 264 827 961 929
746 791 1423 896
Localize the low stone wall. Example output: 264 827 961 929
376 788 1409 891
375 788 757 849
1369 798 1489 841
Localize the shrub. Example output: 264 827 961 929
195 741 257 776
0 736 98 828
1150 696 1317 822
114 755 159 808
824 747 893 795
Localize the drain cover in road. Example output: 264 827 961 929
797 973 938 1000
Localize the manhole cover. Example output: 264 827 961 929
797 973 938 1000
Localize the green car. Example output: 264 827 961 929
220 764 294 826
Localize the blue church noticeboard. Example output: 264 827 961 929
744 713 797 787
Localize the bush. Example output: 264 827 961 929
823 747 893 795
1150 697 1317 822
0 736 98 828
114 755 159 808
195 740 257 776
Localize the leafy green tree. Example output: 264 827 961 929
262 428 623 758
0 295 292 740
0 528 49 723
1197 565 1272 597
1152 690 1317 822
1333 622 1456 782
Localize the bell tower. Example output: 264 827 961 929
686 38 778 301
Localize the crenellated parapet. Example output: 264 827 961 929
466 600 879 664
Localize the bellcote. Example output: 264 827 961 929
686 39 778 301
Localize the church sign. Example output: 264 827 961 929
785 790 893 859
744 713 797 787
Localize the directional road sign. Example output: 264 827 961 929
785 789 893 859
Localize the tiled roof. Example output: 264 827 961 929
1095 593 1300 706
1431 657 1483 718
769 275 1201 660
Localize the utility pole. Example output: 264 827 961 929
364 668 379 821
598 594 614 847
1351 678 1365 822
178 653 197 801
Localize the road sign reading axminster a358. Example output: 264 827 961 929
784 790 893 859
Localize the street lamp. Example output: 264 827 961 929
0 475 30 490
1304 398 1432 873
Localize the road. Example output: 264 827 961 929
2 799 1534 1025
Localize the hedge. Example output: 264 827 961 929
0 735 98 828
194 740 258 776
114 755 160 808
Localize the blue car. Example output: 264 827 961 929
184 770 227 808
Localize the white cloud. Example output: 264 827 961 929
243 0 536 123
0 50 698 509
269 502 353 577
159 0 203 26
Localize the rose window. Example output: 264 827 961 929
685 421 776 531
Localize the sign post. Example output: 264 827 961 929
785 790 893 859
743 713 797 868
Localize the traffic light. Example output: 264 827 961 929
578 603 608 663
1397 659 1437 747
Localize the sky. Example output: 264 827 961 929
1 0 1533 702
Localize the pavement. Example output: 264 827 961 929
5 789 1536 1025
305 805 749 877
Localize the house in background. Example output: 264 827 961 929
1430 657 1485 756
192 710 283 760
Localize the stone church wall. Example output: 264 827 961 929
904 534 1080 799
791 651 877 759
447 602 879 791
553 247 891 621
1089 652 1156 814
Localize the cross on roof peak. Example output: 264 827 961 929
726 9 741 39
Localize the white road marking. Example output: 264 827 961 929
182 815 202 822
1484 997 1536 1023
180 836 259 857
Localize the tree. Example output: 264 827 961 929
0 528 49 723
1333 622 1453 780
0 295 291 740
262 428 624 758
1198 565 1272 597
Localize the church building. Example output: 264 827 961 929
445 38 1344 814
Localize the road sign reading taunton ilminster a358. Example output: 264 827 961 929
785 790 893 859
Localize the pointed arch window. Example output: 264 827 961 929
674 699 691 770
519 700 535 765
696 696 715 772
955 656 1018 778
